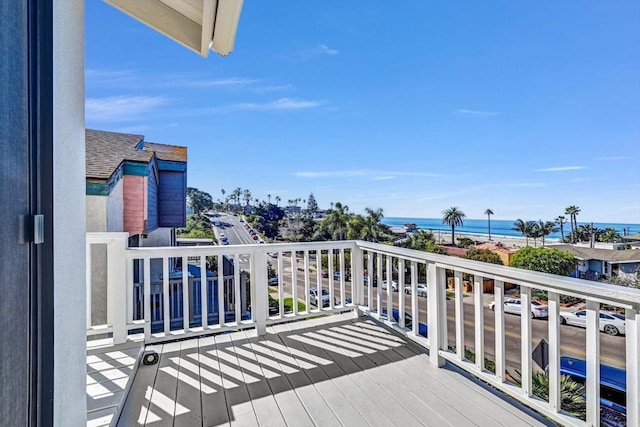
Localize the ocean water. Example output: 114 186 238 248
381 217 640 241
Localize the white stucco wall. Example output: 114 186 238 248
142 227 173 247
86 195 107 232
53 0 86 425
107 178 124 232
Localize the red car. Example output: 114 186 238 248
252 235 258 240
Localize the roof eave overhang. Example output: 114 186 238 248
103 0 243 57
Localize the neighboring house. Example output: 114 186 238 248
476 243 519 266
551 244 640 281
85 128 187 247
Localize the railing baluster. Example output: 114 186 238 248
520 286 532 397
376 253 382 318
339 248 345 306
143 257 151 340
328 250 335 310
398 259 405 329
86 240 92 330
217 255 224 327
367 251 373 311
316 250 322 312
473 275 484 371
494 280 505 382
291 251 298 315
126 258 134 325
163 257 170 334
585 300 600 425
626 307 640 427
386 256 392 324
427 264 444 366
234 254 241 324
303 250 310 313
277 251 284 316
454 270 464 360
547 291 561 413
253 250 268 335
200 256 208 328
182 255 189 331
411 262 418 336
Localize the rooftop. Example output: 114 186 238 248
550 244 640 263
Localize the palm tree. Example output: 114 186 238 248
441 207 466 245
555 215 566 242
512 219 533 246
275 196 281 206
267 194 271 204
360 207 388 242
564 206 581 243
243 189 252 208
484 209 494 241
538 220 558 246
320 202 350 240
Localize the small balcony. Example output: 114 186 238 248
86 233 640 426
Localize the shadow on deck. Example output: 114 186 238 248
115 312 553 426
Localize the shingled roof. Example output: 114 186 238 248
550 244 640 263
86 129 186 179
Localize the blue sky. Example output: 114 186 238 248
86 1 640 224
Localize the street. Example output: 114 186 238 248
210 212 627 372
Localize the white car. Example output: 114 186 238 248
381 280 399 292
489 298 548 318
310 287 332 307
403 283 428 297
559 310 626 336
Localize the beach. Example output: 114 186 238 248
393 227 554 249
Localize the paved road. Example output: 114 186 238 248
211 212 627 371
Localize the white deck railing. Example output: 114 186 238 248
86 233 640 427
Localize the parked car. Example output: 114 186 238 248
363 276 377 287
559 310 626 336
378 308 428 337
252 235 258 240
489 298 548 318
268 277 279 286
309 287 332 307
321 270 329 278
381 280 399 292
403 283 428 297
333 271 351 281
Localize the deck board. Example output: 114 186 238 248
118 313 553 427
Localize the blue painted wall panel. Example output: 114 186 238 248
158 170 186 227
147 167 159 232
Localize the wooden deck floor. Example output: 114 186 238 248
117 312 552 427
87 339 143 427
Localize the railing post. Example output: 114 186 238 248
253 251 268 335
473 275 484 371
626 307 640 427
427 264 445 367
107 234 129 344
585 300 600 425
547 291 561 413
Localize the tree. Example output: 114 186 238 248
463 248 503 265
564 205 581 243
318 202 350 240
484 209 494 241
441 207 466 245
359 207 390 242
511 247 579 277
512 219 535 246
538 220 558 246
186 187 213 216
599 228 622 243
243 189 252 209
305 193 319 218
555 215 566 242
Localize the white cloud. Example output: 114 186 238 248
536 166 586 172
295 170 444 179
86 95 167 122
318 44 339 55
181 77 257 88
253 84 293 93
596 156 626 161
484 182 546 188
229 98 327 111
295 170 367 178
456 109 502 116
86 68 139 87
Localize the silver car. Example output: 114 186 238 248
559 310 626 336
